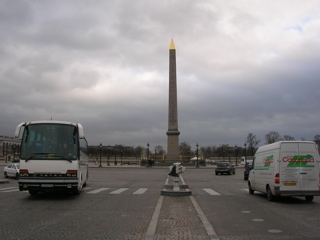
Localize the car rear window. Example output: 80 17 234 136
217 163 228 167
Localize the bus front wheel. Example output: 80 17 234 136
73 185 82 195
29 190 38 195
305 195 314 201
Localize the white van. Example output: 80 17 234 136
248 141 320 201
240 157 253 166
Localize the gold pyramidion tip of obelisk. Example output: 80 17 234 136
170 39 175 50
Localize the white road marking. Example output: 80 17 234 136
165 177 169 185
203 188 221 195
2 188 20 192
109 188 128 194
0 187 18 191
87 188 109 194
145 196 164 239
190 196 220 240
133 188 148 194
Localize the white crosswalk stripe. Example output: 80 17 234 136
87 188 109 194
3 188 20 192
203 188 221 195
133 188 148 194
0 187 18 191
109 188 128 194
0 187 19 192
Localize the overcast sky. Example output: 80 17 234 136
0 0 319 151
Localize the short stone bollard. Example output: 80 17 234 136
168 162 185 191
161 162 191 196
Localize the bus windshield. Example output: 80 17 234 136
20 123 78 161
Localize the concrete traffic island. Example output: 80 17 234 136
161 163 192 196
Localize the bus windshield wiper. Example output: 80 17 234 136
53 155 73 162
25 155 37 162
25 153 51 161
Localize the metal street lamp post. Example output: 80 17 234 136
114 146 117 166
99 143 102 167
147 143 150 167
235 145 238 166
107 145 110 166
244 143 247 165
12 144 16 162
120 148 123 165
196 143 199 168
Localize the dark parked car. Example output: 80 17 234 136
244 169 250 180
215 162 235 175
244 163 252 180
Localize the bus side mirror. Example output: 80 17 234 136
15 122 25 138
77 123 85 139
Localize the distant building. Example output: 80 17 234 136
0 136 21 162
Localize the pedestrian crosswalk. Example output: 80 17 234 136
0 186 248 196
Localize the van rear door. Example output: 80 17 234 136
297 142 319 191
280 142 319 191
280 142 300 191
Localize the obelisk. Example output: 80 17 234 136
166 39 180 162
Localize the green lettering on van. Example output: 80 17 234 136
287 155 315 167
263 155 273 167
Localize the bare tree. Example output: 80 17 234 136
283 135 295 141
265 131 282 144
313 135 320 144
202 145 213 159
134 146 144 157
216 144 229 159
154 145 165 155
179 141 191 159
246 133 261 156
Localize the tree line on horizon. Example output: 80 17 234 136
88 132 320 160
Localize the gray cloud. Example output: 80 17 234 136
1 0 319 151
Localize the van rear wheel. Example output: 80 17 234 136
266 186 274 201
305 196 314 201
73 185 82 195
248 182 254 194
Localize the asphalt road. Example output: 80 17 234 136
0 166 320 240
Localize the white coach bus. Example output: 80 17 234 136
15 120 89 195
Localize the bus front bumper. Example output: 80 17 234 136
18 178 79 191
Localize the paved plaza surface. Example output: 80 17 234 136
1 165 320 240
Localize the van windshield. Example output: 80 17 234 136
20 124 78 161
